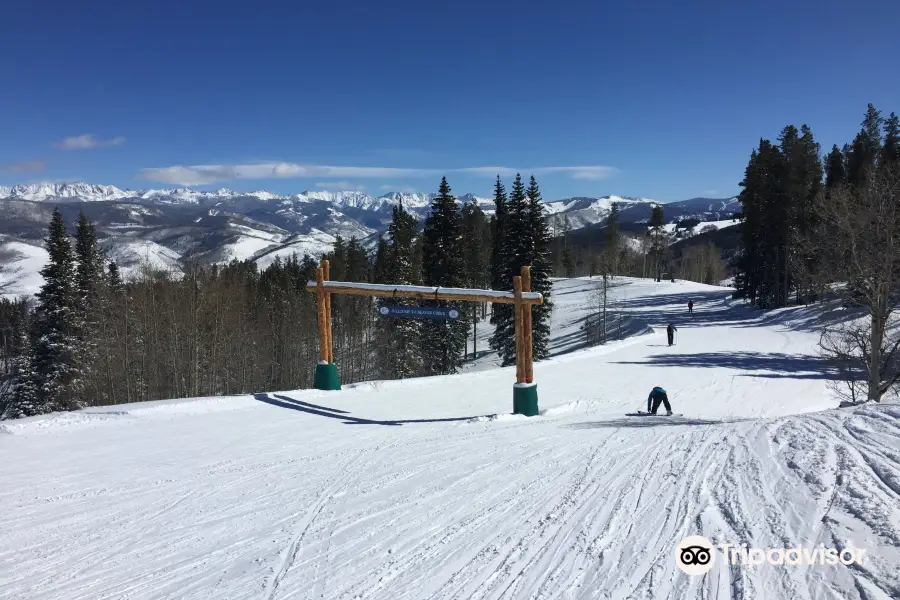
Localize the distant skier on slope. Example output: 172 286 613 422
647 386 673 415
667 323 677 346
688 300 693 314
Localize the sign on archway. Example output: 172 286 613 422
305 260 544 416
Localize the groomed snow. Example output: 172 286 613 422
1 278 898 599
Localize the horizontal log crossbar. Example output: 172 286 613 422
304 280 543 305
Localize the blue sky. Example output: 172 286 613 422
1 0 898 202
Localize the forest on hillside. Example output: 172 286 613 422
0 171 725 419
734 103 900 402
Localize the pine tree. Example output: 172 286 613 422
372 237 390 284
881 112 900 167
604 202 622 274
19 208 81 414
420 177 468 376
0 300 32 420
108 261 123 292
489 176 508 326
73 210 105 399
737 140 783 306
524 175 554 360
490 174 529 366
461 200 490 356
649 205 667 281
825 144 847 188
847 103 884 186
377 203 423 379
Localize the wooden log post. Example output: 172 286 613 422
323 259 334 364
312 264 341 390
521 266 534 384
513 275 525 384
316 267 328 363
512 267 539 416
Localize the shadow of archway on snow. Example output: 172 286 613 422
253 393 496 426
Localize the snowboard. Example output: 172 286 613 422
625 411 684 417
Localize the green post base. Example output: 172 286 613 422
313 362 341 391
513 383 539 416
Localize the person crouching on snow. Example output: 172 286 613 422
647 386 673 415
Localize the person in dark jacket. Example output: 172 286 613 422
647 386 673 415
667 323 677 346
688 300 693 314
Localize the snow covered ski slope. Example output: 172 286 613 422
1 278 898 599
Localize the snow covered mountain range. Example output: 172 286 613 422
0 182 739 296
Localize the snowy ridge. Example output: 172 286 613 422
2 277 898 599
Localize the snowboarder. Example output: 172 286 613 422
688 300 693 314
647 386 673 415
667 323 677 346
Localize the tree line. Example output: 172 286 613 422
0 173 553 419
734 103 900 402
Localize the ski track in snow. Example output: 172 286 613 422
1 278 898 599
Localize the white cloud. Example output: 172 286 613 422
137 162 619 186
0 159 46 173
533 166 619 180
457 166 520 177
316 180 365 191
380 184 418 193
58 134 126 150
703 189 718 195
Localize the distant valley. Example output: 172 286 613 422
0 182 739 298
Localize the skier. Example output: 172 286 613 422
688 300 693 314
647 386 673 415
667 323 677 346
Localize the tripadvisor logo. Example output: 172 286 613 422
676 536 716 576
675 536 867 575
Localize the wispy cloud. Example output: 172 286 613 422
57 134 126 150
457 166 618 180
703 189 718 195
533 166 618 180
380 184 418 193
316 180 365 191
0 159 46 173
139 162 619 186
139 163 438 186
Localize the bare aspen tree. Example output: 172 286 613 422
799 166 900 402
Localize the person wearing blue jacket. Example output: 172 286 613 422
647 386 673 415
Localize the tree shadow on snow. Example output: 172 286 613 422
612 351 836 380
253 393 495 426
618 289 862 334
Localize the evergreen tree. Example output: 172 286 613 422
376 204 423 379
524 175 554 360
490 174 529 366
604 202 622 273
108 261 123 292
737 140 783 306
73 210 105 398
372 237 390 284
825 144 847 188
847 103 884 186
649 205 667 280
17 208 81 414
881 112 900 167
489 176 508 326
420 177 468 376
461 200 491 352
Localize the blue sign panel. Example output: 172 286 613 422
379 305 461 320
